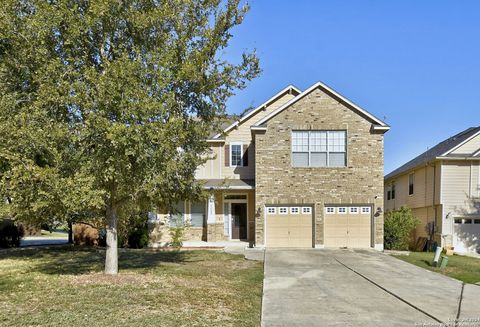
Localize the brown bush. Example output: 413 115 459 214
73 223 99 246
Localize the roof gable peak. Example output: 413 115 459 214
252 81 389 128
211 84 301 139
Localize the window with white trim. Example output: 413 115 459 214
169 201 185 227
349 207 359 214
190 201 206 227
290 207 299 214
325 207 335 214
267 207 276 214
292 130 346 167
302 207 312 214
408 173 414 195
338 207 347 214
230 143 243 167
361 207 371 214
279 207 288 214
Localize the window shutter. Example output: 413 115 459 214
243 144 248 166
224 144 230 166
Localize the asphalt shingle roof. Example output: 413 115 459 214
385 126 480 179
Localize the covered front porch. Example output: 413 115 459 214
149 179 255 246
202 179 256 244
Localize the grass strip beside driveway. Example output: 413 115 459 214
393 252 480 284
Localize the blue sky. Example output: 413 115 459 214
224 1 480 174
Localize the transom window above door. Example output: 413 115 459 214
291 130 346 167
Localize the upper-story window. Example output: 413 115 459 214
230 143 243 167
226 142 248 167
408 173 414 195
387 182 396 201
291 131 346 167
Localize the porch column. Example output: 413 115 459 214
207 194 216 225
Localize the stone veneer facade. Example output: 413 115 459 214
254 87 385 248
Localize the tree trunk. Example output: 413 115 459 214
105 204 118 275
67 220 73 244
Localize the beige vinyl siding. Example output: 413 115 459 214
411 207 436 239
450 133 480 154
385 165 438 211
441 160 480 216
196 92 296 180
195 144 223 179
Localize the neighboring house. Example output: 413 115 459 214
385 127 480 254
150 81 390 249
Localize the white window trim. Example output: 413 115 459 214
279 207 288 215
230 142 243 167
361 207 371 214
291 130 347 168
267 207 276 214
302 207 312 214
338 207 347 214
325 207 336 214
349 207 359 214
290 207 300 214
408 173 415 196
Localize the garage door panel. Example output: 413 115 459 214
453 218 480 254
266 208 313 248
347 213 371 248
324 207 371 249
324 213 347 247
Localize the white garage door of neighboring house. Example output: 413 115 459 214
324 206 372 248
453 217 480 254
265 206 313 248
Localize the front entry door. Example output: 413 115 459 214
231 203 247 239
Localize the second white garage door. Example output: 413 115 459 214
324 206 372 248
265 206 313 248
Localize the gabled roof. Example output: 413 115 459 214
385 126 480 180
210 85 301 140
252 81 389 129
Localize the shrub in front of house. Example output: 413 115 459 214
384 206 420 250
168 215 190 248
0 219 25 248
73 223 99 246
127 227 149 249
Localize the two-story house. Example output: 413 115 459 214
151 81 390 249
385 127 480 254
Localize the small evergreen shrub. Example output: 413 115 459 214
168 215 189 248
0 219 25 248
128 228 149 249
384 206 420 250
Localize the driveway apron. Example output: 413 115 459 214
261 249 480 327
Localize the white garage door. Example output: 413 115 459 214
265 206 313 248
324 206 372 248
453 217 480 254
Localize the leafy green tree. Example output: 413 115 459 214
0 0 259 274
384 206 420 250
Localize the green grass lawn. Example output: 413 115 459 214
0 246 263 327
394 252 480 284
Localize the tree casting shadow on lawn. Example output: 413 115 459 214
0 246 189 275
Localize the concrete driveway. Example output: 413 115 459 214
262 249 480 327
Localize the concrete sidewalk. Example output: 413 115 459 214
262 249 480 327
182 240 265 261
20 236 69 247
